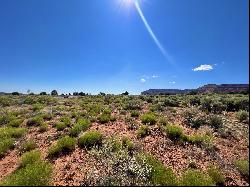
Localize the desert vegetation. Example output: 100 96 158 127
0 93 249 186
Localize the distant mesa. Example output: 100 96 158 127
141 84 249 95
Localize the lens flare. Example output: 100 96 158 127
134 1 173 64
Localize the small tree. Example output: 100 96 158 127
79 92 86 96
51 90 58 96
12 92 20 95
73 92 79 96
122 91 129 96
40 92 47 95
99 92 106 96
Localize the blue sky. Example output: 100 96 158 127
0 0 249 94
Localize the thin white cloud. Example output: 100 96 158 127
152 75 159 78
140 78 146 83
169 81 176 84
192 64 213 71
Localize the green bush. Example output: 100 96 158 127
7 118 23 128
236 110 249 122
32 103 44 111
121 137 134 151
26 116 44 126
1 162 52 186
180 169 215 186
137 125 151 138
55 122 67 131
141 154 178 186
60 116 71 126
0 113 15 126
106 136 122 152
163 97 180 107
207 165 225 184
184 109 207 129
98 113 110 124
208 115 223 130
185 134 213 147
110 115 117 122
78 131 103 149
20 150 41 168
164 125 183 140
39 123 48 132
0 96 13 107
131 110 140 118
0 127 27 139
141 113 157 125
40 113 53 121
235 160 249 178
48 136 76 157
69 118 91 137
20 139 37 153
0 138 14 157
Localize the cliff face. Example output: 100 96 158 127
141 84 249 95
197 84 249 93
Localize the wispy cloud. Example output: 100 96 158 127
140 78 146 83
192 64 213 71
169 81 176 84
152 75 159 78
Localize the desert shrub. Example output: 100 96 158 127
98 113 111 124
163 97 179 107
0 96 14 107
189 96 201 106
137 125 151 138
1 162 52 186
0 127 27 139
158 117 169 127
37 95 57 105
40 112 53 121
164 125 183 140
0 113 15 126
236 110 249 123
223 97 249 112
32 103 44 111
105 136 122 152
0 138 14 157
180 169 215 186
207 165 225 185
60 116 71 126
7 118 23 128
235 160 249 178
20 150 41 168
149 103 164 112
110 115 117 122
20 139 37 153
121 137 134 151
39 123 48 132
126 118 139 130
141 113 157 125
48 136 76 157
26 116 44 126
55 122 67 131
86 144 151 185
184 109 207 129
208 115 223 130
124 100 142 110
141 154 178 186
185 134 213 147
78 131 103 149
131 110 140 118
69 118 91 137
